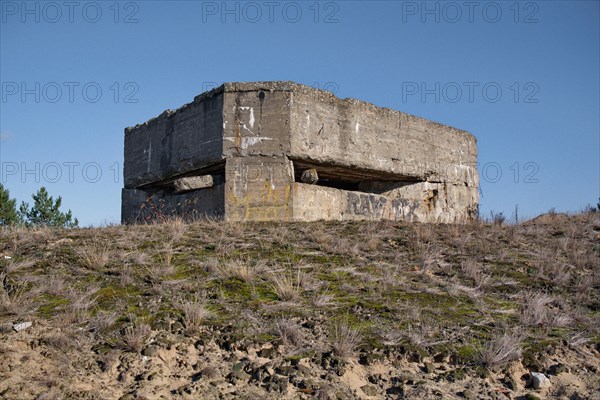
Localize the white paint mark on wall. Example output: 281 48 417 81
238 107 255 128
238 107 255 132
224 136 273 150
241 123 252 134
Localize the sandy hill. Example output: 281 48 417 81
1 212 599 399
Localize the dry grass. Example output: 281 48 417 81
157 240 176 270
214 258 265 282
331 321 361 358
122 322 151 353
179 295 212 334
76 239 111 270
0 284 37 317
479 329 523 370
52 286 99 325
88 310 118 334
270 272 302 301
273 319 305 348
0 211 598 398
312 293 336 308
461 260 492 288
520 291 554 327
162 217 187 242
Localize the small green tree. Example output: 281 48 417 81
0 184 21 226
19 187 78 228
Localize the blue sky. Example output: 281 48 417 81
1 0 598 226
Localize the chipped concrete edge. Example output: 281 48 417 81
123 81 475 143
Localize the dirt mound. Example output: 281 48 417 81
1 214 599 399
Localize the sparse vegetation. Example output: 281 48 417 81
479 329 524 370
122 321 151 353
179 294 212 334
331 321 361 359
0 211 598 399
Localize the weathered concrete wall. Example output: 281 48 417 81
292 183 398 221
282 84 478 223
124 92 224 188
224 156 294 222
288 86 478 186
221 85 291 157
122 81 479 224
121 185 224 223
292 182 476 223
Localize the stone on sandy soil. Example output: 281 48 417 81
528 372 550 389
12 321 32 332
361 384 378 396
547 363 569 375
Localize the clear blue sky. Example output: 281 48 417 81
1 0 598 226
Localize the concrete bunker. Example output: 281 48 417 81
122 81 478 223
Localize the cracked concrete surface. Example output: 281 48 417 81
122 81 478 223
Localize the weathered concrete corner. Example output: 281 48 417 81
122 81 478 223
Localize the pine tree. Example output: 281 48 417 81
19 187 78 228
0 184 21 226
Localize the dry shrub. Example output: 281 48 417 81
180 295 212 334
0 284 37 317
566 241 595 270
418 243 447 273
406 319 443 348
363 235 382 252
42 275 66 296
162 217 187 242
520 291 553 327
331 322 361 358
567 332 591 354
575 272 599 303
273 319 304 348
122 322 151 353
215 258 266 282
312 293 336 308
552 264 573 286
200 365 220 379
461 260 492 288
479 329 523 369
157 240 175 269
145 243 176 283
43 333 77 353
269 224 293 247
312 227 334 249
379 265 399 291
2 259 36 275
414 223 435 244
119 265 134 287
535 247 573 286
128 250 150 266
1 260 38 317
76 239 111 271
60 286 99 324
270 272 302 301
295 263 322 291
88 310 118 334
